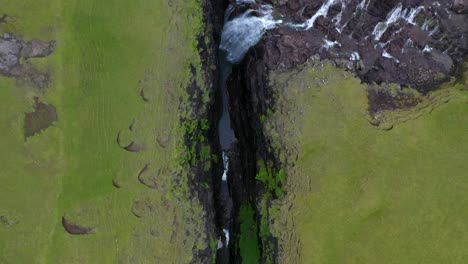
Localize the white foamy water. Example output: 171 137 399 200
350 52 360 61
373 4 424 41
423 45 433 53
237 0 256 4
303 0 337 30
406 6 424 25
220 4 282 63
222 151 229 181
223 229 230 247
221 1 434 68
373 4 404 40
322 39 341 50
382 49 400 63
429 25 439 36
333 0 347 32
422 19 430 31
357 0 371 11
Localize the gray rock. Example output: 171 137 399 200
0 37 22 72
22 40 55 59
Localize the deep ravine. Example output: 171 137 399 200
213 1 273 263
207 0 468 263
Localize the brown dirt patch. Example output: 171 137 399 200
131 198 157 218
368 86 423 116
0 214 19 227
24 97 58 139
112 178 121 189
156 133 170 148
116 130 145 152
137 164 161 189
0 14 7 24
62 216 94 235
139 88 149 102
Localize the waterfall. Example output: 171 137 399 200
322 39 341 50
284 0 340 30
373 4 424 41
222 151 229 181
303 0 337 30
373 4 404 40
213 0 451 261
237 0 256 4
220 4 282 63
357 0 371 11
382 49 400 63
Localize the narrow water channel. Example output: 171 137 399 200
215 1 279 262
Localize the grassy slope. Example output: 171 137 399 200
0 0 206 263
268 63 468 263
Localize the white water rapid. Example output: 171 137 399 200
373 3 424 41
220 4 282 63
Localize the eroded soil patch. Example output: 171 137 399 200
0 213 19 227
62 217 94 235
24 97 57 139
368 85 423 116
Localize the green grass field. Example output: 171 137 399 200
268 63 468 263
0 0 208 263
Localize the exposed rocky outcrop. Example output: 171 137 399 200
213 1 467 263
0 33 55 88
367 84 422 115
236 0 468 92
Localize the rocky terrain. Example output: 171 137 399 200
0 33 54 88
217 0 468 263
1 0 467 263
259 0 468 92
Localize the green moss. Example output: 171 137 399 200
258 194 274 264
255 161 286 198
239 204 260 264
211 154 219 164
200 118 210 130
201 145 211 161
209 235 217 264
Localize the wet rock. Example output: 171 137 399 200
264 28 324 70
452 0 468 14
0 34 22 74
260 0 468 91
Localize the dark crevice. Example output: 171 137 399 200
203 1 281 264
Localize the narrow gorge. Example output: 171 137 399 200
1 0 466 262
205 0 467 263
